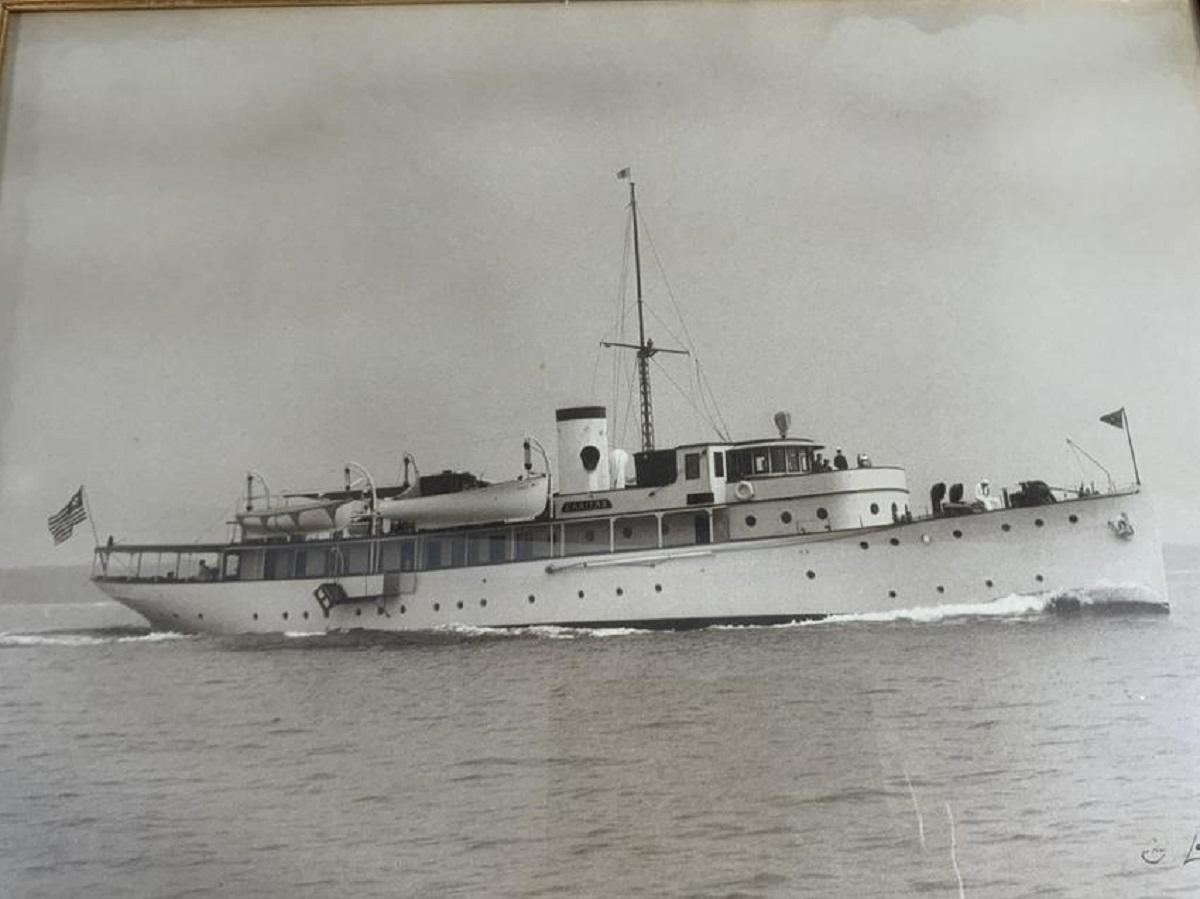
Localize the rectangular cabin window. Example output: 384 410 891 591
726 451 742 480
515 527 552 561
800 450 811 472
328 546 347 576
562 522 601 556
785 447 800 473
379 538 415 572
344 543 371 575
468 532 508 565
684 452 701 480
467 533 490 565
304 548 327 577
489 532 508 563
752 448 769 475
264 549 292 580
769 447 786 474
713 451 725 478
424 539 443 570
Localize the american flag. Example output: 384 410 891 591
48 487 87 545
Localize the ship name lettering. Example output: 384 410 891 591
562 499 614 513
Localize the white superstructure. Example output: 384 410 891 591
91 412 1168 635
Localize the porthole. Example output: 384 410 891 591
616 587 624 596
433 603 440 612
252 613 258 621
870 503 880 515
746 515 757 527
400 604 407 614
1034 518 1044 528
655 584 663 592
953 530 963 539
456 601 464 610
528 594 536 603
302 611 309 620
282 611 289 620
355 608 362 616
622 527 633 539
806 570 816 579
1001 523 1012 532
197 613 203 620
985 579 994 588
1035 574 1044 583
480 599 487 607
889 537 900 546
577 590 585 599
584 530 595 543
1068 514 1078 524
921 534 931 544
888 590 897 599
376 607 384 616
816 507 828 520
859 541 869 550
781 511 793 524
936 585 945 594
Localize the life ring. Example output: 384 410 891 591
734 481 754 501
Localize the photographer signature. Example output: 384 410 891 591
1141 833 1200 866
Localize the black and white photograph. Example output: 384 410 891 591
1 0 1199 894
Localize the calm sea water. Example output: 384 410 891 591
1 558 1198 898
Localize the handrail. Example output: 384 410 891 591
546 548 714 573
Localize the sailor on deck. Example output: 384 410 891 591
833 448 849 470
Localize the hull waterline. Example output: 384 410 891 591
95 489 1167 635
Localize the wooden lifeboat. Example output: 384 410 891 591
375 474 549 529
234 498 364 537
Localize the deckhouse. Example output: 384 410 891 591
550 405 910 556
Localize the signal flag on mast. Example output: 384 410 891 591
616 167 631 180
1099 406 1141 485
1100 407 1126 429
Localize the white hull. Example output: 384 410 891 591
96 490 1168 635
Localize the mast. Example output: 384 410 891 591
629 178 655 452
605 168 687 454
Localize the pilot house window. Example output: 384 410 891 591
727 445 809 479
713 452 725 478
753 449 769 475
685 453 701 480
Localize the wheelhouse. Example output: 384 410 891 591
723 440 818 481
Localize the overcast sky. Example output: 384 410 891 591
1 0 1198 567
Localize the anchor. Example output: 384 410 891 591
1107 513 1134 540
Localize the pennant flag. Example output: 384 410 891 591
47 487 87 546
616 167 631 180
1100 408 1126 430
